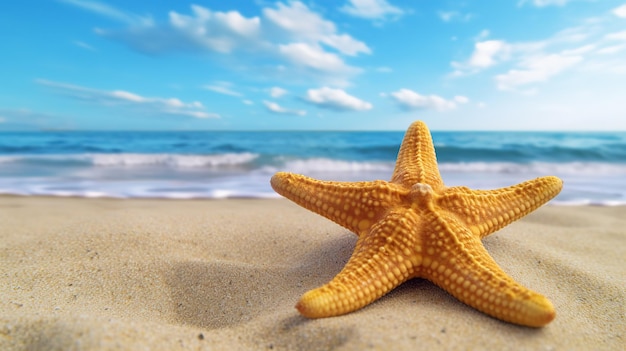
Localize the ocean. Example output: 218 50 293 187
1 130 625 205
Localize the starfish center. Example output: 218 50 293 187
409 183 434 207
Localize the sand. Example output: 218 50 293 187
0 196 624 350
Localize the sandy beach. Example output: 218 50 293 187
0 196 624 350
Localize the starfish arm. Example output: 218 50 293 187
422 213 555 327
391 120 444 191
436 176 563 238
271 172 406 235
296 210 422 318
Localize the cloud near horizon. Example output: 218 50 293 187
37 79 218 119
388 89 469 111
263 100 306 116
494 54 583 91
304 87 373 111
0 108 77 130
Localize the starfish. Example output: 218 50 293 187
270 120 563 327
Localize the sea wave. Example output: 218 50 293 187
1 153 624 204
2 153 626 176
272 159 626 177
0 181 623 205
438 161 626 175
280 158 394 173
434 144 626 163
89 153 259 167
0 153 260 168
1 130 624 205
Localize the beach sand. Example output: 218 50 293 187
0 196 624 350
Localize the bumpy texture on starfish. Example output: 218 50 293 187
270 120 562 327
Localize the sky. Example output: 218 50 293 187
1 0 625 131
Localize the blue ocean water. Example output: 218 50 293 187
0 130 625 205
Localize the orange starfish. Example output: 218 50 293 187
270 120 563 327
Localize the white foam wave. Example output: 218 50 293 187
0 156 20 164
89 153 259 167
0 153 259 168
438 162 626 175
0 186 623 205
282 158 394 173
273 159 626 176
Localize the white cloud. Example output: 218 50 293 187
97 2 369 85
305 87 372 111
495 54 583 90
59 0 152 25
438 11 454 22
321 34 371 56
110 90 145 102
279 43 358 75
264 1 334 39
596 44 626 54
438 11 473 22
453 12 625 91
269 87 288 98
74 41 96 51
167 5 261 54
519 0 571 7
561 44 595 55
170 110 218 119
450 39 511 76
264 2 370 56
549 25 592 43
37 79 218 118
263 100 306 116
389 89 468 111
340 0 403 20
468 40 510 68
454 96 470 104
475 30 490 41
203 83 243 97
605 30 626 41
614 4 626 18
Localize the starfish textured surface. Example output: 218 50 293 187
270 120 563 327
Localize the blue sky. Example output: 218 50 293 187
1 0 625 131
